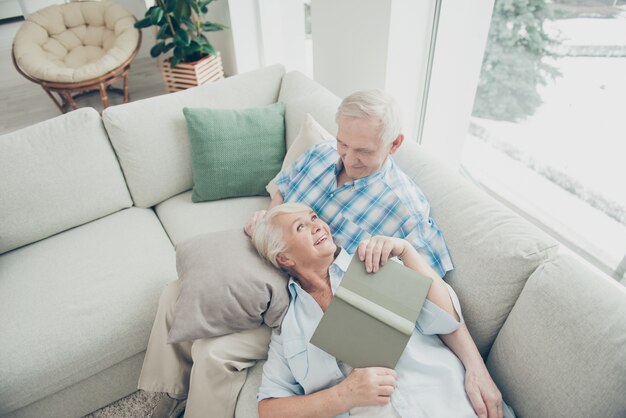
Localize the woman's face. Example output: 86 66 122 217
275 210 336 269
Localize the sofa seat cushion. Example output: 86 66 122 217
0 208 176 415
393 141 560 356
235 360 264 418
154 190 269 246
487 255 626 418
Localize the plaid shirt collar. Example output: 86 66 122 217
333 157 393 191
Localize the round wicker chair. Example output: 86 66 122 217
12 0 141 113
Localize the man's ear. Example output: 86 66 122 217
389 133 404 155
276 253 295 269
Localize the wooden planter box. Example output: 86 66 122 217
160 52 224 93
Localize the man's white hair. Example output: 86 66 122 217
336 89 403 145
252 203 312 269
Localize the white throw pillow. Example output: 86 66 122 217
265 113 335 196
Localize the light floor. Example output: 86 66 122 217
0 19 166 135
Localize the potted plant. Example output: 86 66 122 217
135 0 227 92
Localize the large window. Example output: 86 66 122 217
462 0 626 283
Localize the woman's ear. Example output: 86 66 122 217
276 253 295 269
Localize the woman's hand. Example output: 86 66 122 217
357 236 411 273
244 210 267 237
337 367 398 409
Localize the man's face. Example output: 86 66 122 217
336 115 397 180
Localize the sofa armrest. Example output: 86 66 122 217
487 254 626 417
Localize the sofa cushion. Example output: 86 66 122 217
0 208 176 415
487 255 626 418
393 141 559 356
102 64 286 208
0 107 132 254
154 190 269 245
266 113 334 197
168 229 289 343
183 102 286 202
277 71 341 149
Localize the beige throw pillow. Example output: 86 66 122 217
168 229 290 343
265 113 335 196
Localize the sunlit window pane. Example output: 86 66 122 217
463 0 626 283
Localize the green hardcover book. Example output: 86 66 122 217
310 256 432 368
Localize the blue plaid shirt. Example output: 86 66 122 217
275 141 453 277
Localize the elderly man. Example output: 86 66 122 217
140 90 504 418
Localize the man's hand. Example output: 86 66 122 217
336 367 397 409
244 210 267 238
464 366 503 418
357 236 409 273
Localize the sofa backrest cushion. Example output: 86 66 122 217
102 64 286 208
393 141 559 356
0 108 132 254
487 254 626 417
278 71 341 149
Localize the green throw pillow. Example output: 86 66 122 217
183 102 286 202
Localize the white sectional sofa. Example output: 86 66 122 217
1 65 625 418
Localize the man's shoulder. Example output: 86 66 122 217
300 140 337 168
308 140 337 156
380 160 430 215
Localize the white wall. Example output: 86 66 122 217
311 0 392 98
311 0 436 142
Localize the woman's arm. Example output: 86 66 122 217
259 367 397 418
357 236 458 320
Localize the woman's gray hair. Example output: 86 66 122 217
336 89 403 146
252 203 312 269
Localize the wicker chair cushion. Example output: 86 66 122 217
13 1 139 83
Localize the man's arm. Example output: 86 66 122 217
439 327 503 418
358 236 503 418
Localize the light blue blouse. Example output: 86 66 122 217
257 249 513 418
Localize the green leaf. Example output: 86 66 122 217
174 0 191 19
150 41 165 57
164 0 175 13
170 56 181 67
163 42 176 53
201 22 226 32
181 16 195 29
150 7 164 25
201 43 216 56
174 29 191 46
156 24 172 40
134 17 153 29
188 40 202 53
169 16 180 32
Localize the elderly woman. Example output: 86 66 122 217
252 203 515 418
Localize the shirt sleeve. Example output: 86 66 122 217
257 330 304 402
275 141 334 199
401 216 453 278
275 144 317 199
415 283 464 335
